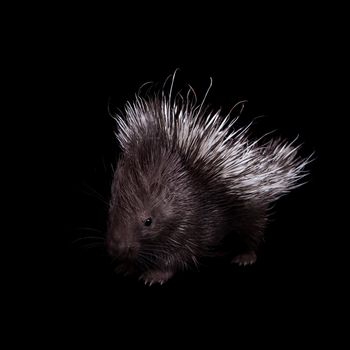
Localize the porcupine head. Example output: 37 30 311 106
107 75 311 285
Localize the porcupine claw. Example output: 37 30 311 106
232 251 257 266
140 271 174 286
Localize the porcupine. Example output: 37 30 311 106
107 75 311 285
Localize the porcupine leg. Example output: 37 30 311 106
231 206 267 266
139 270 174 286
231 234 263 266
231 231 261 265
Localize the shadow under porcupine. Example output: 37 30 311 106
107 75 311 285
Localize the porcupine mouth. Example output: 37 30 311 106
112 250 160 276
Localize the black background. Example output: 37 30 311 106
34 6 346 343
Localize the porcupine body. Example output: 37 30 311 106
107 78 310 285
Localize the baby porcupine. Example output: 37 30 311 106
107 75 311 285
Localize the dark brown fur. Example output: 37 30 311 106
107 134 267 284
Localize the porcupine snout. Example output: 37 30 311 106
107 228 140 260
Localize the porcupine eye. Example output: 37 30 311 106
144 217 152 226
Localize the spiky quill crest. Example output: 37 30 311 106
113 76 311 205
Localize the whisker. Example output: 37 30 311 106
72 236 106 244
75 242 106 250
82 182 109 206
76 227 103 234
140 247 170 256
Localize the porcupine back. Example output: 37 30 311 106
114 89 309 205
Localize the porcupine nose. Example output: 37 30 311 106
108 238 137 260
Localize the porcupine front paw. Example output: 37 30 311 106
140 270 174 286
232 251 257 266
